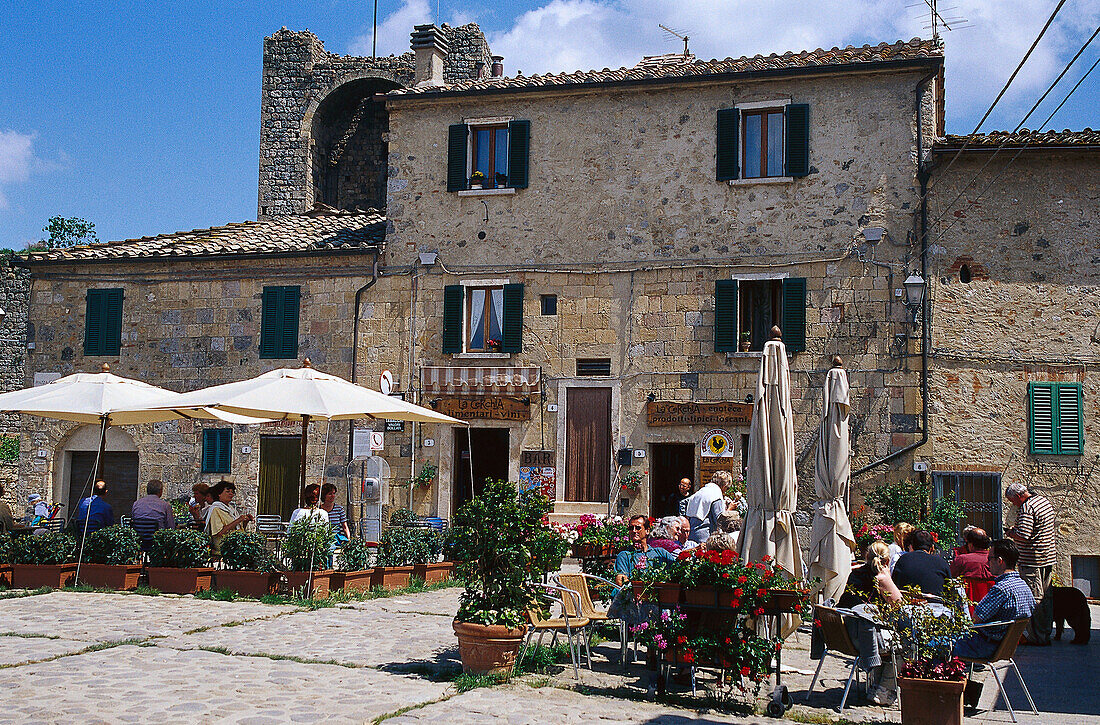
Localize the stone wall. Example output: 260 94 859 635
927 149 1100 580
0 261 28 511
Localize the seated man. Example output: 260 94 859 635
131 479 176 530
73 480 114 534
950 526 992 580
954 538 1035 659
677 516 699 551
893 530 951 596
614 515 677 586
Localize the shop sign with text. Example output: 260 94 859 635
646 401 752 427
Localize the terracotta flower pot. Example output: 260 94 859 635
683 585 718 606
453 619 526 675
631 581 651 601
147 567 215 594
284 569 333 599
412 562 451 584
655 582 682 606
572 543 595 558
766 589 802 612
336 569 375 592
12 563 77 589
77 563 142 591
898 676 965 725
373 565 413 591
215 570 277 598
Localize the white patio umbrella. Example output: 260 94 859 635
125 360 466 493
807 361 856 604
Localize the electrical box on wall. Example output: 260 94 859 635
913 461 930 472
616 449 633 466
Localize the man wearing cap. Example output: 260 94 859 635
1005 482 1056 645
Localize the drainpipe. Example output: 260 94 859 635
347 248 381 528
853 69 937 479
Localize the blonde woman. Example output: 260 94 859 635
839 540 903 706
889 522 914 572
842 540 904 608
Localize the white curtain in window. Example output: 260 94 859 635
490 287 504 342
469 289 486 348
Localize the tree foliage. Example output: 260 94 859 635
38 216 98 249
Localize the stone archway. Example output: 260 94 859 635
53 426 139 525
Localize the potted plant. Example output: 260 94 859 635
739 331 752 352
485 338 501 353
571 514 628 558
147 528 215 593
618 468 645 496
217 530 277 597
11 530 76 588
332 536 374 592
79 525 142 590
283 517 334 599
409 462 438 490
374 524 427 589
0 533 12 587
445 480 561 675
469 170 485 189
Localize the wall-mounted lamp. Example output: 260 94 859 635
418 251 438 266
745 393 754 404
903 273 926 325
646 392 656 403
861 226 885 244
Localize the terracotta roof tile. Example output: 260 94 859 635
936 128 1100 150
389 38 942 98
26 207 385 262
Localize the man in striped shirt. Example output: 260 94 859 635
1005 483 1056 645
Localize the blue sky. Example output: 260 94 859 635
2 0 1097 247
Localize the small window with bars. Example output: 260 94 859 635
576 358 611 376
1029 382 1083 455
933 470 1002 539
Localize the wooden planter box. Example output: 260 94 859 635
412 562 452 584
12 563 77 589
373 566 413 591
683 585 719 606
147 567 215 594
76 563 142 591
656 582 682 606
284 569 333 599
215 570 277 598
898 676 965 725
332 569 375 592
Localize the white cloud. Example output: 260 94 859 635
0 130 36 209
349 0 433 57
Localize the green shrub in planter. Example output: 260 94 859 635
377 525 441 567
0 532 12 564
84 525 141 565
284 517 333 571
389 508 418 527
148 528 211 568
220 531 274 572
12 531 75 565
339 536 373 571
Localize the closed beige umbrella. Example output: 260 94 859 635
807 360 856 604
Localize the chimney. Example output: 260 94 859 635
491 56 504 77
411 24 449 86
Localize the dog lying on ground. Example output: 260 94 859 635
1053 586 1091 644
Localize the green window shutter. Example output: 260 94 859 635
280 286 300 359
714 279 738 352
84 290 105 356
501 283 524 353
259 287 279 358
781 277 807 352
217 429 232 472
103 288 123 355
202 429 232 474
1056 383 1083 455
507 120 530 189
785 103 810 177
1029 383 1055 454
716 108 740 181
442 285 464 354
447 124 469 192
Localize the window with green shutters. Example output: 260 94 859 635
84 288 123 356
202 428 232 474
259 286 300 359
714 279 738 352
441 283 523 354
715 277 806 353
447 120 530 191
1029 382 1083 455
716 103 810 181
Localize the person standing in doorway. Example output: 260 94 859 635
685 471 728 543
1005 482 1056 645
676 478 693 517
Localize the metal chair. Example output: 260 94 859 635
958 618 1037 723
129 518 160 553
256 515 286 555
556 572 629 667
520 584 591 680
806 605 864 712
41 518 65 533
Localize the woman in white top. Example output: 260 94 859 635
289 483 329 524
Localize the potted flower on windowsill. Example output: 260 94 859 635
485 338 501 353
216 530 277 597
79 524 143 590
147 528 215 593
283 517 335 599
11 530 77 588
469 170 485 190
332 536 374 592
739 331 752 352
618 468 645 496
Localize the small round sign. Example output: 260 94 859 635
379 369 393 396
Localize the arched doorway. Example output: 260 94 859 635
53 426 139 526
309 77 402 212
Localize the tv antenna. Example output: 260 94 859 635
659 24 690 57
907 0 971 40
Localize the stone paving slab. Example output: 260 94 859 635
0 592 292 642
0 636 90 667
346 586 463 616
158 604 461 672
0 645 452 724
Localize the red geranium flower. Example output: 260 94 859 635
730 599 739 607
733 588 743 597
757 588 766 597
741 666 751 676
755 607 765 615
737 575 747 584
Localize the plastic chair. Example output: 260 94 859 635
963 577 995 617
806 605 863 712
520 584 591 680
129 518 160 553
556 572 628 667
958 618 1037 723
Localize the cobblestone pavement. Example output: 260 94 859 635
0 587 1094 724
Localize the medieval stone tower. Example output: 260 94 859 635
257 24 494 219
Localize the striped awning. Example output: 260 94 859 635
420 366 541 395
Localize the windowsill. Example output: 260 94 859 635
453 352 511 359
725 351 794 359
727 176 794 187
457 187 516 197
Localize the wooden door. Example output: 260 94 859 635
259 436 301 520
650 443 695 517
68 451 139 523
565 387 611 502
452 428 510 515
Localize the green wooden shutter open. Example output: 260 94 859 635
84 290 105 356
1029 383 1056 454
1057 384 1084 454
217 429 232 472
716 108 740 181
442 285 464 354
259 287 279 358
280 286 301 359
785 103 810 177
447 124 469 192
781 277 807 352
501 283 524 353
103 289 123 355
202 429 232 473
714 279 738 352
507 120 530 189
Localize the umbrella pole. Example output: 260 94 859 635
77 414 109 585
94 413 108 483
466 425 475 503
300 415 310 495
